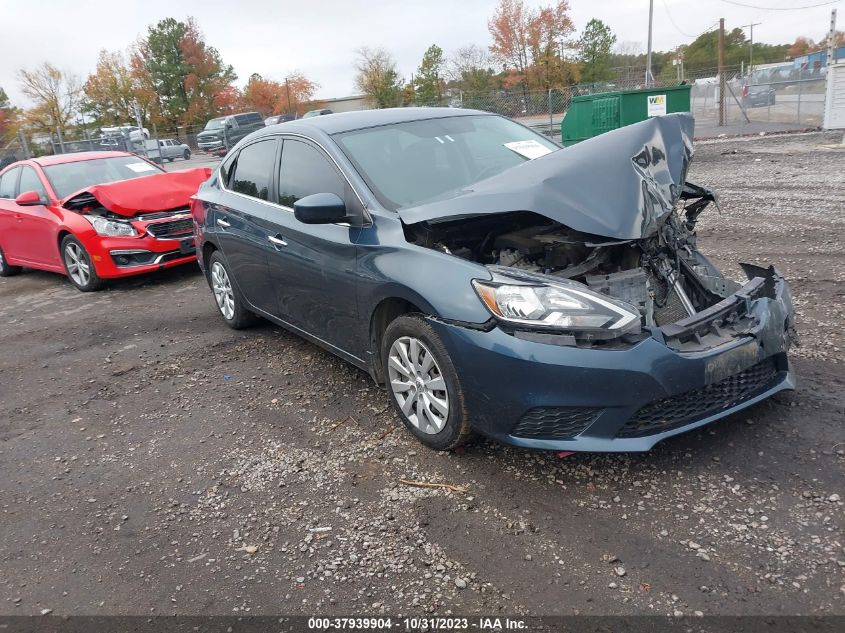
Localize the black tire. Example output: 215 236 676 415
0 245 22 277
206 250 257 329
60 235 104 292
166 157 174 163
183 149 191 160
382 314 473 451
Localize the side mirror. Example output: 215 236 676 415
15 190 44 206
225 122 234 130
293 193 348 224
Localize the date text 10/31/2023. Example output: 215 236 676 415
306 617 528 630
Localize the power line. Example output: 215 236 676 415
662 0 699 38
718 0 839 11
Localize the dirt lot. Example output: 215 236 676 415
1 132 843 618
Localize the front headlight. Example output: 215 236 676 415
84 215 138 237
472 269 640 337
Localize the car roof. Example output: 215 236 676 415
259 107 488 136
33 151 135 167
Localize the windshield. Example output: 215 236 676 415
334 115 559 210
43 156 164 199
204 118 225 130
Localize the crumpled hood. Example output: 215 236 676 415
62 168 211 216
399 113 695 240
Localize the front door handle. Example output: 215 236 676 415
216 218 231 228
268 235 287 248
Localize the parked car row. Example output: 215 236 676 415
0 109 796 455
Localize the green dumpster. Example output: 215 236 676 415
560 84 691 146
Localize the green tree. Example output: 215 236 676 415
683 28 788 74
133 17 236 126
354 47 404 108
577 18 617 83
0 86 19 145
414 44 445 105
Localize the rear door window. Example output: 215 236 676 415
229 139 277 201
278 139 345 208
0 167 20 199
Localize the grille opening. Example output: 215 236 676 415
512 406 602 440
617 357 780 438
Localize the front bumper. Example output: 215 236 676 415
86 234 196 279
429 269 796 452
197 138 225 154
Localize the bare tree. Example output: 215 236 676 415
18 63 81 138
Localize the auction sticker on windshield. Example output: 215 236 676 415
126 162 158 173
504 140 553 160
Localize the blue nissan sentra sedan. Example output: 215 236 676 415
191 108 796 452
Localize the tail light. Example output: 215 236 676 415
742 85 748 98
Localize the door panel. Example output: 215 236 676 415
0 167 21 257
7 166 58 266
270 138 361 355
213 138 279 314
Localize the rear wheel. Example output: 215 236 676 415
0 245 22 277
382 315 473 451
207 250 257 329
61 235 104 292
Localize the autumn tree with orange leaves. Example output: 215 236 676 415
488 0 576 93
132 17 237 127
83 50 157 126
241 72 319 116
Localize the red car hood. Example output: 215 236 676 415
62 168 211 217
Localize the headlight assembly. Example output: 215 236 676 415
473 267 641 338
84 215 138 237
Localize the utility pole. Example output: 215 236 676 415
741 22 762 77
132 100 147 158
827 9 838 70
645 0 655 87
718 18 726 126
18 130 30 159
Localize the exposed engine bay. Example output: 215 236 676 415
405 183 741 332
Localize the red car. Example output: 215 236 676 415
0 151 210 291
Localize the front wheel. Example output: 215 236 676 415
183 149 191 160
382 315 473 451
207 250 257 329
61 235 104 291
0 245 22 277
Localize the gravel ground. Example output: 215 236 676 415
0 132 843 618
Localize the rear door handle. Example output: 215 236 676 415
216 218 231 228
268 235 287 248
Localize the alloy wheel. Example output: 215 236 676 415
211 261 235 320
387 336 449 434
64 242 90 287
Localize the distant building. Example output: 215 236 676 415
792 46 845 77
317 95 370 113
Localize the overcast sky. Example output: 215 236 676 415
0 0 838 107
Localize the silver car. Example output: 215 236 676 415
156 139 192 162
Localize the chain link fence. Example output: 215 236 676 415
415 62 825 141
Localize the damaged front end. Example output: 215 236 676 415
401 113 796 356
406 205 796 356
60 168 211 272
398 114 795 450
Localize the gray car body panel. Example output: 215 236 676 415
398 113 695 240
